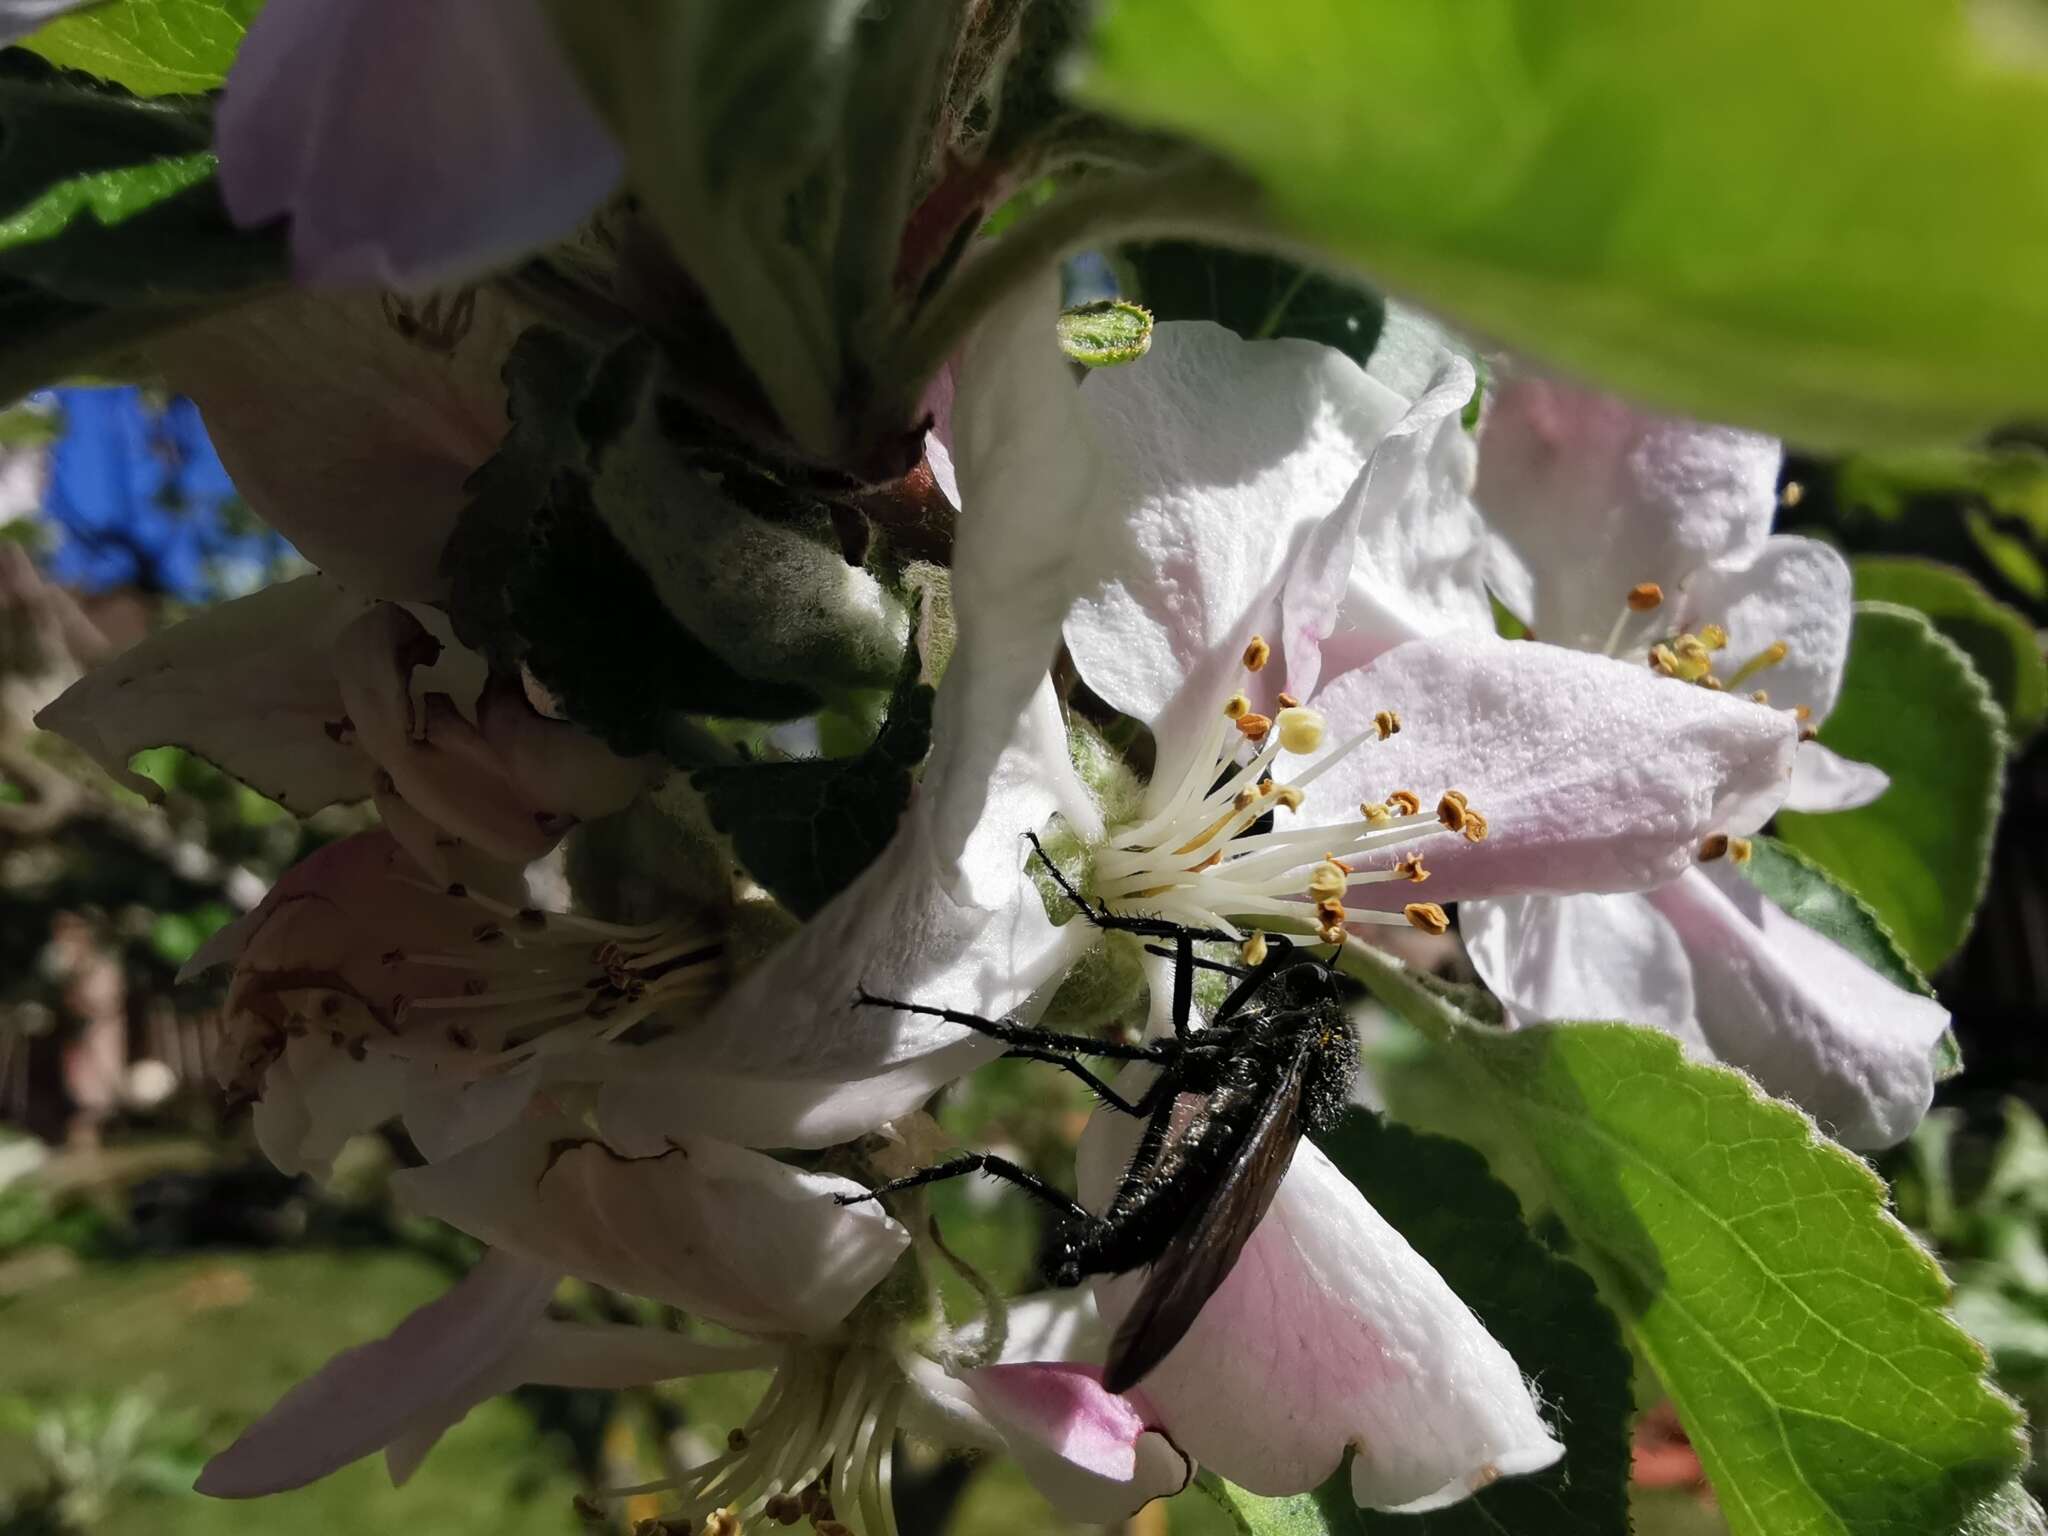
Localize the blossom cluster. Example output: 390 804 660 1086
17 1 1964 1531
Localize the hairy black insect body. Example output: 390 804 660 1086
843 836 1361 1393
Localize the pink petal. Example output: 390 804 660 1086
1783 739 1890 813
1078 1130 1559 1508
1649 865 1947 1147
966 1364 1148 1480
1476 374 1779 650
1301 636 1799 906
196 1251 556 1498
218 0 621 288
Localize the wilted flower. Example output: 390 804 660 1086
200 1251 1189 1530
182 829 723 1175
1464 374 1949 1147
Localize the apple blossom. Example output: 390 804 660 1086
1464 374 1949 1147
35 580 655 879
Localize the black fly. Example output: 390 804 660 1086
839 833 1357 1393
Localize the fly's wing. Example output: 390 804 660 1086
1101 1041 1309 1393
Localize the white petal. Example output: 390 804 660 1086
1475 374 1779 651
1299 637 1798 905
1064 322 1407 762
258 1035 408 1179
614 684 1093 1150
393 1123 909 1335
400 1070 537 1164
386 1324 773 1486
1083 1136 1559 1507
1288 353 1494 696
932 267 1108 874
197 1250 556 1498
150 289 526 600
1648 866 1946 1148
34 575 372 814
1675 536 1854 721
609 276 1108 1151
1783 740 1891 813
1461 893 1704 1046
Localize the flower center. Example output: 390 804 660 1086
1600 582 1799 712
603 1346 904 1536
380 885 726 1079
1086 636 1477 944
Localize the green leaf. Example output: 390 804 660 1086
1344 943 2028 1536
691 647 934 918
1120 241 1385 364
1078 4 2048 449
1852 558 2047 744
23 0 263 97
0 58 281 399
547 2 953 458
1055 297 1153 366
1778 603 2005 974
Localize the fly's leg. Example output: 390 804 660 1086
834 1153 1092 1224
852 988 1169 1061
1001 1047 1186 1119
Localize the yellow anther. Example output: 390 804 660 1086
1396 852 1430 883
1701 675 1725 691
1698 624 1729 651
1698 833 1730 862
1242 635 1271 672
1626 582 1664 612
1727 641 1789 689
1361 801 1391 824
1794 704 1813 723
1307 860 1349 900
1236 712 1273 742
1780 480 1805 509
1374 709 1401 739
1676 634 1712 665
1649 643 1680 677
1404 902 1451 936
1750 690 1770 704
1316 897 1347 924
1276 690 1301 709
1460 809 1490 843
1242 932 1269 967
1272 784 1304 812
1276 705 1326 754
1318 923 1348 946
1799 725 1819 743
1224 693 1251 720
1729 836 1754 865
1388 789 1421 817
1233 786 1259 812
1436 790 1471 833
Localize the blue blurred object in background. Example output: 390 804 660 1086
38 387 294 603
